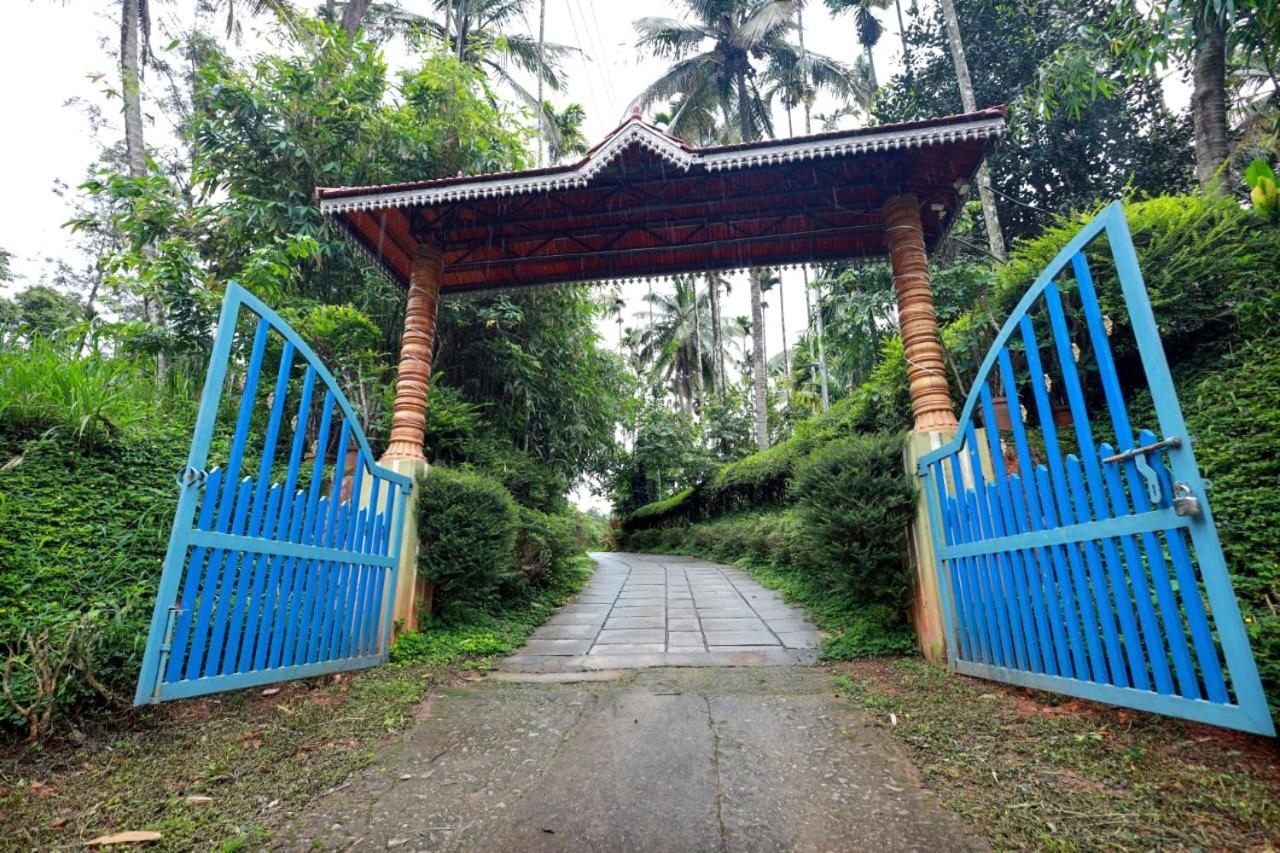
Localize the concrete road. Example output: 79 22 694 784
278 555 985 852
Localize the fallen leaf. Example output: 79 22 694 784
261 687 281 696
28 780 54 797
889 712 898 727
183 795 214 804
51 817 69 828
87 830 162 846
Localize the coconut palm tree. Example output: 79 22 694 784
633 0 870 448
629 277 717 415
825 0 891 87
368 0 578 157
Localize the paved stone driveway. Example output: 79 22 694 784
501 552 821 672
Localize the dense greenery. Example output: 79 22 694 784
624 432 918 659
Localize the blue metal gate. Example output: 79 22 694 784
134 284 412 704
919 202 1274 736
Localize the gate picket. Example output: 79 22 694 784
134 285 411 705
920 202 1274 736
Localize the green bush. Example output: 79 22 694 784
416 466 519 619
0 427 191 732
515 506 578 587
789 434 916 610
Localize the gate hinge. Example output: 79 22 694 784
176 467 208 488
152 606 183 699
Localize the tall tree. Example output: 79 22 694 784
370 0 577 157
826 0 891 88
633 0 869 447
937 0 1006 260
627 277 717 415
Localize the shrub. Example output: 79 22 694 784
514 506 578 587
416 467 519 619
0 427 191 734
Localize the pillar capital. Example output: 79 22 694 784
382 239 444 462
884 194 959 432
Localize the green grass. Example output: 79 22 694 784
832 657 1280 850
0 558 591 850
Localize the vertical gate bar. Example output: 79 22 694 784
263 368 318 670
295 496 330 666
965 489 1007 667
353 473 381 653
232 484 283 673
343 507 371 659
284 393 336 667
1147 447 1228 701
948 452 995 664
165 468 222 684
929 462 968 662
984 481 1030 670
228 341 296 671
1140 428 1228 698
977 383 1036 671
135 288 244 704
945 493 981 662
222 476 279 676
1064 252 1151 688
996 349 1060 674
267 489 307 669
1065 456 1130 687
1005 473 1058 675
1031 465 1092 679
1014 475 1071 677
310 422 352 663
204 477 256 677
1118 443 1202 699
963 422 1016 667
1044 283 1126 685
1107 210 1270 728
185 319 272 681
1019 313 1094 679
1099 442 1175 693
332 458 367 659
380 483 409 655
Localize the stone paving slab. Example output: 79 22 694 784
500 552 822 672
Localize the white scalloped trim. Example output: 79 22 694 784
318 116 1006 216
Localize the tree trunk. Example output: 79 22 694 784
894 0 909 58
535 0 547 166
938 0 1006 261
443 0 452 53
340 0 373 38
796 3 828 404
707 273 724 396
750 268 769 450
778 279 790 401
692 278 704 412
810 269 830 412
1192 13 1230 192
121 0 145 181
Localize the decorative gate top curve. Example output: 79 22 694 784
919 201 1274 736
134 284 413 704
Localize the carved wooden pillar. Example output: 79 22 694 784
383 239 444 461
884 194 958 432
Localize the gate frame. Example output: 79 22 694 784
917 201 1274 737
134 284 413 705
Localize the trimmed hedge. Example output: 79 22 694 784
416 467 520 617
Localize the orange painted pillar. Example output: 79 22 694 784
885 194 957 665
381 239 444 634
884 194 958 433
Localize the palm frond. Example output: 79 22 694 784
631 54 720 111
731 0 794 50
634 16 717 59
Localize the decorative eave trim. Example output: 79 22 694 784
317 116 1006 216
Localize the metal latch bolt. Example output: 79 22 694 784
1101 436 1182 505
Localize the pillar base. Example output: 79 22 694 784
381 456 428 635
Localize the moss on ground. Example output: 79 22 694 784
832 657 1280 850
0 559 590 850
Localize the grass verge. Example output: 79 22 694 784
0 558 592 850
832 657 1280 850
